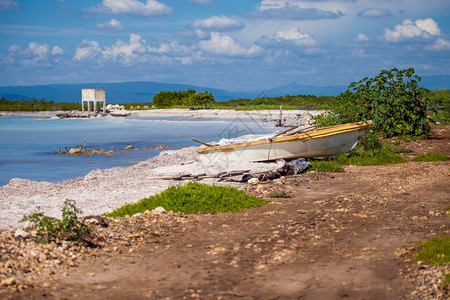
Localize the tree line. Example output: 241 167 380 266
0 97 80 111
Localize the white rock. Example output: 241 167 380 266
248 178 259 184
14 229 29 238
153 207 166 214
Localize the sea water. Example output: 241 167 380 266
0 114 276 186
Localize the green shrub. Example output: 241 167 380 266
105 182 269 217
313 68 435 137
21 199 92 241
268 190 294 198
414 152 449 162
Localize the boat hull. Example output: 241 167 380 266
198 121 372 164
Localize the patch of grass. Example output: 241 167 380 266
268 190 294 198
335 149 408 166
310 161 345 173
412 236 450 265
414 152 449 162
105 182 269 217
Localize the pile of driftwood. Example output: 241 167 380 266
150 159 312 183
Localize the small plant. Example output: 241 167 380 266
309 161 345 173
414 152 449 162
105 182 269 217
268 190 294 198
22 199 92 241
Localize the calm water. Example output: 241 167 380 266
0 115 275 186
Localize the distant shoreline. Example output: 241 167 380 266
0 108 324 121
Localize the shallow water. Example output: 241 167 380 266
0 115 275 186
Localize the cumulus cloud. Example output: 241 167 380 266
51 46 64 56
73 34 195 65
0 0 19 10
88 0 172 16
355 33 369 42
275 26 316 46
384 18 441 42
190 15 244 32
358 8 391 18
96 18 124 30
4 42 62 66
245 3 343 20
199 33 262 57
426 38 450 51
257 26 316 48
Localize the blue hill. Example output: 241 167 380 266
0 75 448 103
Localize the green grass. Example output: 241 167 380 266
414 152 449 162
412 236 450 265
310 161 345 172
105 182 269 217
268 190 294 198
335 149 408 166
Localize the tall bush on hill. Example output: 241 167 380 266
315 68 434 137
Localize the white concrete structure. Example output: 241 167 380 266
82 89 106 113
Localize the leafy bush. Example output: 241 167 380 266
427 89 450 123
105 182 269 217
313 68 435 137
21 199 92 241
414 152 449 162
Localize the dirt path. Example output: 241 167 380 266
1 126 449 299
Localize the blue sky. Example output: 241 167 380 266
0 0 449 91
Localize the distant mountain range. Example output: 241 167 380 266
0 75 448 103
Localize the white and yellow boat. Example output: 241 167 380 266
197 121 373 164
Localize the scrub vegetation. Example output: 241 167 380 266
105 182 269 217
0 97 80 111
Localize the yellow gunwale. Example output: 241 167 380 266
197 121 373 154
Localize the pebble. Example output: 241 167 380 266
14 229 29 238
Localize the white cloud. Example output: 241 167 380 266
51 46 64 55
96 19 124 30
191 15 244 31
355 33 369 42
73 34 197 65
426 38 450 51
188 0 211 4
74 40 102 62
0 0 19 10
274 26 316 46
4 42 62 66
358 8 391 18
384 18 441 42
256 26 316 49
199 33 262 57
89 0 172 16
